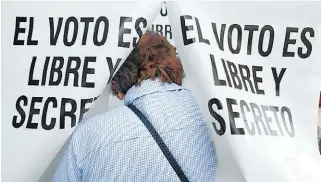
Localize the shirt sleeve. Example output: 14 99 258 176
52 138 82 182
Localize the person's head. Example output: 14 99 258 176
111 31 184 99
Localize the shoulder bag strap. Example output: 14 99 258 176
127 104 189 182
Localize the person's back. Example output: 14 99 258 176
53 79 216 181
53 32 217 182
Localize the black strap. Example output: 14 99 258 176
128 104 189 182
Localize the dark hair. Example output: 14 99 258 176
111 32 184 96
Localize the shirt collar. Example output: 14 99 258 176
124 78 186 105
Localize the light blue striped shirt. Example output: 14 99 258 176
53 79 217 182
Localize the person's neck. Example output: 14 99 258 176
124 78 184 105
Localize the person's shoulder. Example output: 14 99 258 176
79 105 132 128
71 105 138 140
68 105 144 160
